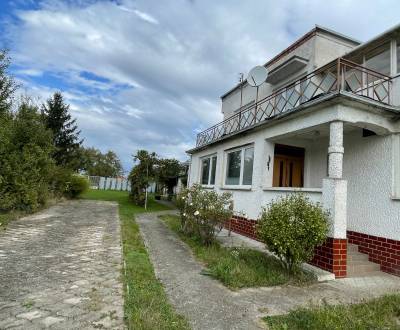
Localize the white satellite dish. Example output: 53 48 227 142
247 66 268 87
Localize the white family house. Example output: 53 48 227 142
187 25 400 278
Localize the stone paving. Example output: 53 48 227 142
137 211 400 330
0 200 125 330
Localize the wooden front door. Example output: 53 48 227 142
273 155 304 187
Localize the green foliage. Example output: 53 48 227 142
256 194 329 273
161 214 313 289
264 294 400 330
42 92 82 170
79 147 123 177
65 175 89 198
156 158 184 197
0 101 56 211
176 184 233 245
128 150 158 206
0 50 18 115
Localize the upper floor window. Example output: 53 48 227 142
201 155 217 186
365 42 391 76
225 146 254 186
397 38 400 73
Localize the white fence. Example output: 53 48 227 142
88 176 131 191
88 176 157 192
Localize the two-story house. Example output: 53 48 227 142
187 25 400 278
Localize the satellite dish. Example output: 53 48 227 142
247 66 268 87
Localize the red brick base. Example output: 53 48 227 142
225 216 259 240
226 216 348 277
310 238 347 278
347 231 400 276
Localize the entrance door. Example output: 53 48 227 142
273 144 304 187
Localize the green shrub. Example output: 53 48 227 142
177 184 233 245
0 103 55 212
256 194 329 273
66 175 89 198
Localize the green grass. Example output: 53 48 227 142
264 294 400 330
0 210 23 230
160 214 314 289
80 189 189 330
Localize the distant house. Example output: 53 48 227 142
187 25 400 278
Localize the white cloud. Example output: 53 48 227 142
3 0 400 171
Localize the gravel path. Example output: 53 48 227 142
0 200 125 329
137 211 400 330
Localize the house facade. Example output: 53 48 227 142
187 25 400 278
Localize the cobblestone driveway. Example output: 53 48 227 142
0 200 125 329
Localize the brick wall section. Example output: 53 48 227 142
310 238 347 278
347 231 400 276
224 216 259 240
226 216 347 277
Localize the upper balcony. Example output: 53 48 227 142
196 58 396 148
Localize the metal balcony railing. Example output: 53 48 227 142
196 58 392 148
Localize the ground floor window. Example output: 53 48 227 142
225 145 254 186
201 155 217 186
273 144 304 187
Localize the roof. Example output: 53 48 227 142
220 25 361 99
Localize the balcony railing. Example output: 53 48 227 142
196 58 392 148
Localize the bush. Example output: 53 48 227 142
0 103 56 212
256 194 329 273
176 184 233 245
65 175 89 198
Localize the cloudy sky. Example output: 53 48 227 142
1 0 399 172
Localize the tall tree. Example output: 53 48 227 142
79 147 123 177
42 92 82 169
128 150 157 206
0 50 18 116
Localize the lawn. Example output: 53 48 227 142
264 294 400 330
80 189 189 330
160 214 313 289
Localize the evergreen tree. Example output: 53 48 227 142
0 50 18 116
42 92 83 169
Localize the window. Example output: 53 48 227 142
365 42 391 76
397 38 400 73
201 155 217 186
225 146 254 186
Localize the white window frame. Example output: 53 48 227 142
200 154 217 188
223 144 254 190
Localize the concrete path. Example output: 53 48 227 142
0 200 124 330
137 211 400 330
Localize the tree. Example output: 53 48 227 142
0 100 55 211
0 50 18 116
41 92 82 170
79 147 123 177
155 158 184 197
128 150 157 206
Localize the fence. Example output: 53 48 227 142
88 176 157 193
88 176 131 191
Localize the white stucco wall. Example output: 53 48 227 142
344 131 400 240
220 30 358 120
189 102 400 240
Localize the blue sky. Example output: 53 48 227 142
1 0 400 173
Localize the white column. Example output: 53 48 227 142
328 121 344 179
322 121 347 239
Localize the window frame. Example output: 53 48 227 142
223 144 254 189
200 154 217 187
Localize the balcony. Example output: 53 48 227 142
196 58 393 148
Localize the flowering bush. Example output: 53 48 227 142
256 194 329 273
176 184 233 245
